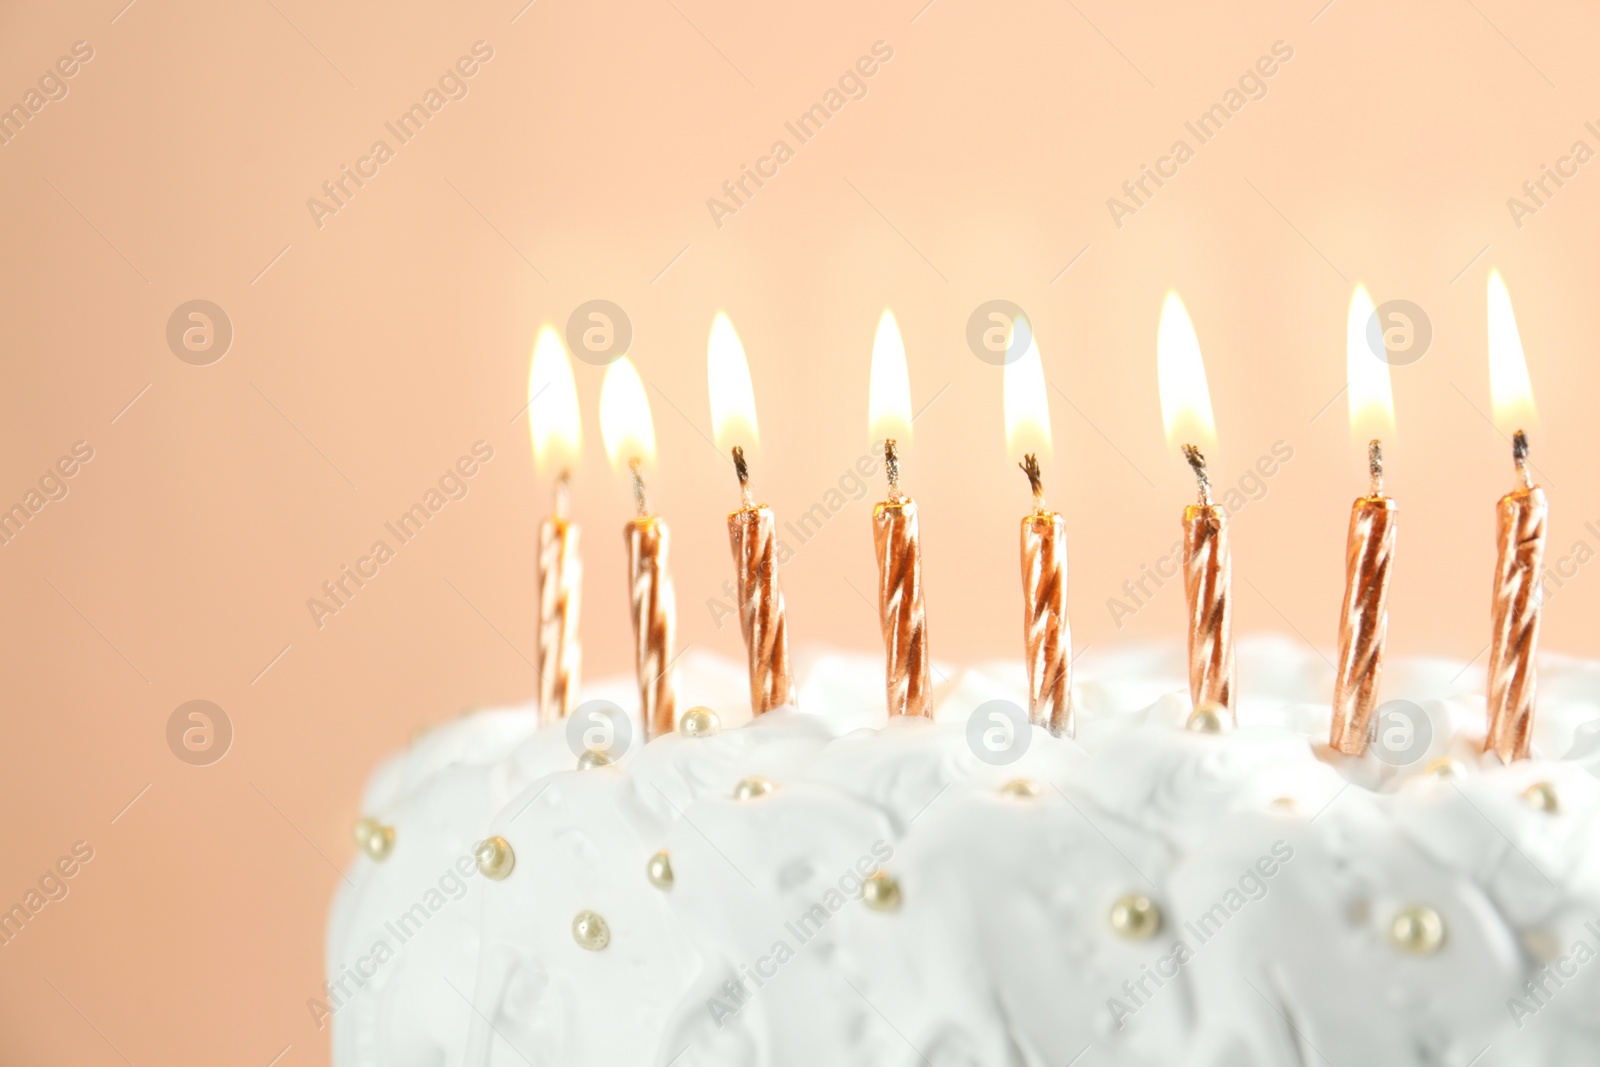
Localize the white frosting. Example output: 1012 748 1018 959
324 637 1600 1066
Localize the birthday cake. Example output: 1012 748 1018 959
322 637 1600 1066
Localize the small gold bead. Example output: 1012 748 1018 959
1186 703 1229 733
359 821 395 862
577 749 612 771
680 707 720 737
1523 782 1560 814
1109 894 1161 940
733 776 774 801
475 836 515 880
353 817 381 848
1424 758 1461 779
572 910 610 951
1269 796 1299 814
646 849 674 890
861 871 902 912
1390 905 1445 954
1000 779 1042 798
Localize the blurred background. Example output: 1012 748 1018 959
3 0 1598 1061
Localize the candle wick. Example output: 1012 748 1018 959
555 469 571 520
884 438 904 500
731 445 755 509
629 457 651 518
1181 443 1212 506
1512 429 1533 490
1020 453 1046 510
1368 439 1384 496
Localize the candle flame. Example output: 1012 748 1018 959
1347 285 1396 444
1487 270 1538 432
1003 326 1053 462
707 312 760 454
1156 292 1217 453
868 309 913 446
599 356 657 472
529 325 582 474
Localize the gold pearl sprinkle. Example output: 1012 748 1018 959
1390 905 1445 954
577 749 612 771
862 872 902 912
646 849 674 890
680 707 720 737
475 836 515 880
572 910 610 951
359 821 395 862
1424 758 1461 779
1109 894 1161 940
1186 704 1229 733
1000 779 1042 798
733 776 774 801
1523 782 1560 814
1268 796 1299 814
353 817 382 848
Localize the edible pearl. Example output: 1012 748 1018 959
862 872 901 912
577 749 612 771
646 849 674 890
475 836 516 880
1390 905 1445 954
1268 796 1299 814
680 707 720 737
1000 779 1042 798
1424 758 1461 779
572 910 610 951
1186 703 1229 733
1523 782 1559 814
357 820 395 861
733 776 774 801
1109 894 1161 939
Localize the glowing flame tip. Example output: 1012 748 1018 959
1156 292 1217 453
599 356 657 473
529 326 581 474
868 309 913 445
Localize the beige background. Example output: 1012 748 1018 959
2 0 1598 1061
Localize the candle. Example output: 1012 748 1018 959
707 313 796 714
868 310 931 718
1157 293 1234 719
600 357 679 739
1330 286 1399 755
528 326 583 724
1484 270 1547 763
1005 331 1072 736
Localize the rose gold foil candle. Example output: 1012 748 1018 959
537 473 581 724
601 357 679 739
1330 442 1398 754
727 447 795 714
1483 270 1545 763
1181 445 1235 717
874 439 930 718
528 325 584 725
1157 293 1233 720
866 311 930 718
707 314 795 716
1018 455 1071 736
625 460 678 739
1485 431 1547 762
